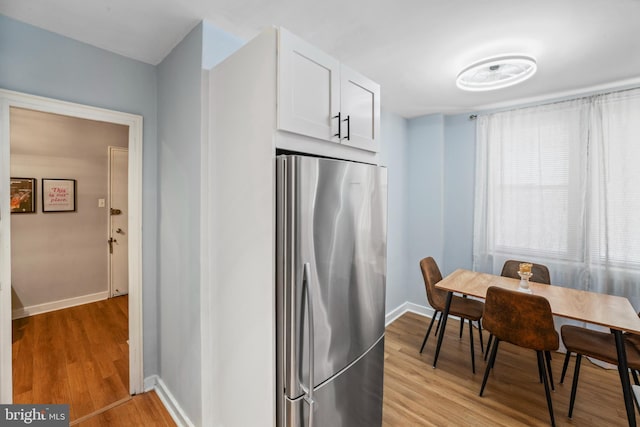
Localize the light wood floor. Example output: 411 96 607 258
383 312 632 426
14 303 632 425
74 391 176 426
12 296 130 422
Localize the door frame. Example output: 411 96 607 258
0 89 144 401
108 146 129 298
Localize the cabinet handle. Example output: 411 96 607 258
342 115 350 141
333 112 341 139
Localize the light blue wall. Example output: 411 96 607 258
0 14 160 376
406 114 445 305
379 110 409 315
157 23 204 425
202 22 246 70
443 114 476 275
402 112 477 309
156 21 244 425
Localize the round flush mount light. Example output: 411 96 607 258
456 54 537 91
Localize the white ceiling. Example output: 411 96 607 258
2 0 640 118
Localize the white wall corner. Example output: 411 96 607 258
143 375 158 392
144 375 195 427
199 67 216 426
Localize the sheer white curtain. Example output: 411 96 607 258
474 88 640 310
588 89 640 307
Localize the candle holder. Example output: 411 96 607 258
517 270 533 294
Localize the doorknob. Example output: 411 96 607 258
110 208 122 215
116 228 124 234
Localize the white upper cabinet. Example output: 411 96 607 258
278 28 380 152
278 29 340 142
340 64 380 152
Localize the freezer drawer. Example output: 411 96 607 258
283 337 384 427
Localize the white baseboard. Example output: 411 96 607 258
144 375 194 427
385 302 434 326
143 375 157 392
385 301 467 327
12 291 109 319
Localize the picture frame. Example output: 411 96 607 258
10 177 37 213
42 178 76 212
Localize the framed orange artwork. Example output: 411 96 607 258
10 177 36 214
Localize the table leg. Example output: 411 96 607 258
433 291 453 368
613 328 636 427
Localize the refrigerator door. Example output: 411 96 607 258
284 337 384 427
278 155 387 400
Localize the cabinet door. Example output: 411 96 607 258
340 65 381 152
278 28 340 142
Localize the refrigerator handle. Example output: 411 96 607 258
301 262 316 427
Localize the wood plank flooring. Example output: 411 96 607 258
15 302 631 425
74 391 176 426
383 312 631 426
12 296 130 422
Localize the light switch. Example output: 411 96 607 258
98 198 105 207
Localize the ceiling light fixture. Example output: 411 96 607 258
456 54 537 91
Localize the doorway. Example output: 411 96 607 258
0 89 143 403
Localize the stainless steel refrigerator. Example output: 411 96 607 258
276 154 387 427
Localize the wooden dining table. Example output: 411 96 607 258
433 269 640 427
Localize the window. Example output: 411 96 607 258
474 88 640 303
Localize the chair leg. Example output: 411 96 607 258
468 319 475 374
480 338 500 396
633 371 640 414
537 351 556 427
536 351 555 390
568 354 582 418
537 351 545 384
490 339 500 369
477 320 484 354
484 334 493 361
420 310 440 353
545 351 555 391
434 311 442 335
560 351 572 384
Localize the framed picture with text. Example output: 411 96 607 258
10 177 36 213
42 178 76 212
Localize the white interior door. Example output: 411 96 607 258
109 147 128 296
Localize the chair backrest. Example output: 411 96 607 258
483 286 559 351
501 260 551 285
419 257 447 311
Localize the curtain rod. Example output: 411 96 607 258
467 85 640 122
